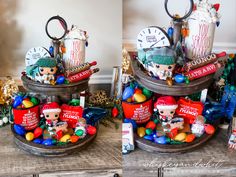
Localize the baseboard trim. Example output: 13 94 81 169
0 75 113 86
123 39 236 53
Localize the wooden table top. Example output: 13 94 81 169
123 129 236 177
0 122 122 176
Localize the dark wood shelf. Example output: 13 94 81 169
130 55 214 96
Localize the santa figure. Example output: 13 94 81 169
154 96 178 132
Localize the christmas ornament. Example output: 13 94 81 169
122 86 134 101
112 106 119 117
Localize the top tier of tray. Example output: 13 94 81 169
130 52 214 96
21 76 89 95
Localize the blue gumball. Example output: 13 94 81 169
174 74 185 83
122 86 134 101
56 76 65 85
14 124 26 136
124 118 137 130
33 138 43 144
13 96 23 108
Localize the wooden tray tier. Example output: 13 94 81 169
11 123 98 157
21 76 89 103
134 128 216 153
21 76 89 95
130 58 214 96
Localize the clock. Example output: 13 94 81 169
25 47 51 66
137 26 171 49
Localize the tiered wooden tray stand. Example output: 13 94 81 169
130 52 217 153
11 76 98 157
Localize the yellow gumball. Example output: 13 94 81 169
22 100 34 108
25 132 34 141
134 93 146 103
126 98 132 102
59 134 71 143
174 133 187 142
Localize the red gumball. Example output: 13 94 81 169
33 127 43 138
112 107 119 117
87 125 97 135
204 124 215 135
146 121 156 130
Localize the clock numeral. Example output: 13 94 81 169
138 39 142 42
148 29 151 34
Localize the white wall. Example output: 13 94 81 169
123 0 236 53
0 0 122 83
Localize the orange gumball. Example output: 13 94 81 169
185 134 196 143
146 121 156 130
204 124 215 135
70 135 80 143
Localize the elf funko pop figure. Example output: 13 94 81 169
26 57 58 84
154 96 178 132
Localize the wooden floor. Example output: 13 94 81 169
123 128 236 177
0 121 121 177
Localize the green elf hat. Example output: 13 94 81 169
36 57 57 67
146 47 176 65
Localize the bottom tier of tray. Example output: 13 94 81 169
11 123 98 157
134 125 217 153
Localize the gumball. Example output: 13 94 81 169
146 121 156 130
174 74 185 83
126 98 132 102
34 127 43 138
122 86 134 101
204 124 215 134
70 135 80 143
86 125 97 135
56 76 65 85
14 124 26 136
25 132 34 141
59 134 71 143
13 96 23 108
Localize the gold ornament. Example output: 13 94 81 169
0 76 19 105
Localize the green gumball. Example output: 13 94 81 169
142 88 152 99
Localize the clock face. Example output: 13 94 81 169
25 47 51 66
137 26 171 49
